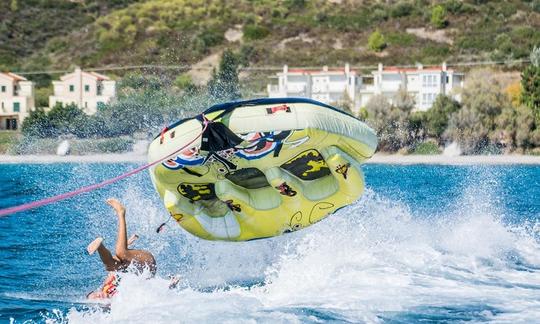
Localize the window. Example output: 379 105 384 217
1 86 5 92
422 93 437 106
69 85 75 92
13 102 20 112
84 85 90 92
1 102 3 109
97 81 103 95
446 75 449 84
85 102 88 108
422 75 439 87
6 118 17 130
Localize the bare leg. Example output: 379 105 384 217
96 242 122 271
106 198 157 274
127 234 139 246
106 199 129 259
87 237 122 271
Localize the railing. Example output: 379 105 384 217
285 83 305 93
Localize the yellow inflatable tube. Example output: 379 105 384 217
148 98 377 241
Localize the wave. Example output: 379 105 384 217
43 169 540 323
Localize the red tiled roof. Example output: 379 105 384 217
1 72 27 81
382 66 453 73
60 70 111 81
285 68 357 74
84 71 110 80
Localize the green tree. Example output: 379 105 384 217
424 95 461 139
34 87 53 108
521 46 540 121
47 103 90 137
365 92 413 152
368 30 386 52
243 25 270 41
431 5 447 29
207 50 241 102
444 105 489 154
174 73 195 90
284 0 305 9
444 69 511 153
10 0 18 12
21 108 52 138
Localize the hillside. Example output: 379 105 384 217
0 0 140 70
4 0 540 88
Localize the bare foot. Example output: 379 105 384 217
106 198 126 216
169 275 181 289
127 234 139 246
87 237 104 255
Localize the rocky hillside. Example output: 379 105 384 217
3 0 540 86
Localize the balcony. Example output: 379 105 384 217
327 83 347 93
285 83 306 93
267 84 286 97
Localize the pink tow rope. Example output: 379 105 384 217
0 119 209 218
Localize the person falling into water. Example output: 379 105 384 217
86 198 157 300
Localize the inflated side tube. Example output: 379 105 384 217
148 98 377 241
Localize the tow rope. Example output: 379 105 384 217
0 118 209 218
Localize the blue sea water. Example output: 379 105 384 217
0 163 539 323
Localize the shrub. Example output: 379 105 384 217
490 34 513 61
368 29 386 52
365 93 413 152
505 82 522 108
521 47 540 121
424 95 461 139
93 137 134 153
195 27 225 53
284 0 305 9
357 107 368 121
532 0 540 13
443 0 462 14
21 108 53 138
386 32 416 46
207 50 241 102
444 69 511 154
431 5 447 29
34 87 52 108
390 2 414 18
0 131 20 154
243 24 270 41
412 141 440 155
174 73 194 90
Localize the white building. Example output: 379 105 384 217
49 67 116 115
359 63 464 111
267 63 464 113
267 64 358 107
0 72 35 130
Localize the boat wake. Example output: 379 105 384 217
44 177 540 323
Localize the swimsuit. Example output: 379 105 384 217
101 273 120 298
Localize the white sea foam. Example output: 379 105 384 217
54 173 540 324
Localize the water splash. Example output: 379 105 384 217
60 173 540 323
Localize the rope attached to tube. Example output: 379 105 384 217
0 118 209 218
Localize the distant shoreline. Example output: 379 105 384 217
1 153 540 165
0 154 148 164
367 154 540 165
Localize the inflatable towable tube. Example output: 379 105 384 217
148 98 377 241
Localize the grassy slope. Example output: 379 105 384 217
0 131 20 153
0 0 140 70
6 0 540 88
